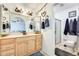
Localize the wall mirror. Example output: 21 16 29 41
10 17 26 32
9 12 27 33
0 11 41 35
9 12 35 33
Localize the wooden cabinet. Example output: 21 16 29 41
35 35 42 51
0 39 15 56
16 36 36 55
0 49 15 56
0 39 14 45
0 34 41 56
27 36 35 54
16 37 27 56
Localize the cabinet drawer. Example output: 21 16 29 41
0 39 14 45
0 44 15 51
1 49 15 56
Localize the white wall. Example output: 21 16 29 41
54 5 79 46
38 4 55 56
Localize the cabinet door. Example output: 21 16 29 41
35 35 41 51
0 49 15 56
0 39 14 45
27 37 35 54
0 44 15 51
0 39 15 56
16 37 27 56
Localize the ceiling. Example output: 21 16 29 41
3 3 45 14
3 3 79 15
22 3 46 14
53 3 79 13
22 3 44 10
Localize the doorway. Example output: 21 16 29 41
55 19 61 45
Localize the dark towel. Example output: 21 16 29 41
29 24 33 29
6 23 10 28
72 18 77 35
41 22 45 29
45 18 50 27
64 18 70 35
3 24 6 29
69 19 73 35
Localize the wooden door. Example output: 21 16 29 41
27 36 35 54
35 35 42 51
0 39 15 56
16 37 27 56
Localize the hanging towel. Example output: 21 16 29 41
29 24 33 29
45 18 50 27
64 18 70 35
72 18 77 35
6 23 10 28
41 21 45 29
77 17 79 34
69 19 73 35
3 23 6 29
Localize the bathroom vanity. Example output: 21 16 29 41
0 33 42 56
0 5 42 56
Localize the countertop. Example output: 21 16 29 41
0 33 41 39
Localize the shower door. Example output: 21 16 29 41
55 19 61 45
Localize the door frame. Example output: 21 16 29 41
55 19 61 45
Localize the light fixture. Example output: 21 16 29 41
27 10 33 16
15 6 23 13
2 5 8 11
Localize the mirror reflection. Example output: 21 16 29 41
10 17 26 32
